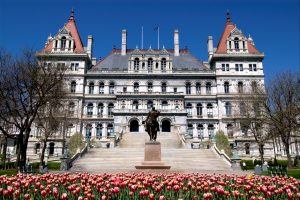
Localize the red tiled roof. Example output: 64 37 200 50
216 21 260 54
43 10 84 53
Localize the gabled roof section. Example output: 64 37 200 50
42 9 85 53
215 12 260 54
91 49 208 72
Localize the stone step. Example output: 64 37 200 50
71 147 232 173
120 132 183 148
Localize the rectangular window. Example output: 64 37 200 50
249 64 253 71
239 64 243 71
71 63 75 71
226 64 229 71
75 63 79 71
123 87 127 93
253 64 257 71
235 64 239 71
221 64 225 71
174 88 177 94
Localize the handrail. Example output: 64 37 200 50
213 145 232 166
69 143 88 168
175 126 186 146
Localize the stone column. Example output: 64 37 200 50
102 123 107 139
93 103 97 118
103 103 108 118
92 123 96 138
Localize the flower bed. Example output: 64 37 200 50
0 172 299 199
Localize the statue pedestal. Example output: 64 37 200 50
135 141 171 169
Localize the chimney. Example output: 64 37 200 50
174 29 179 56
207 36 213 56
87 35 93 59
121 29 127 56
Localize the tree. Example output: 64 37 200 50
264 72 300 167
215 131 232 157
67 133 85 157
0 49 65 169
234 83 271 164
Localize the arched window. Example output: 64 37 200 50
99 82 104 94
186 82 191 94
98 103 104 117
208 124 214 139
245 143 250 154
134 58 139 71
238 82 243 93
207 103 213 118
227 124 233 138
71 81 76 93
107 124 114 137
148 58 153 72
147 82 153 93
196 103 202 117
239 102 246 116
206 82 211 94
161 58 166 72
67 123 74 137
187 124 193 136
61 36 67 50
253 102 260 116
88 82 94 94
161 100 168 110
147 100 153 109
108 103 114 116
196 82 201 94
234 37 239 50
161 82 167 93
87 103 93 116
68 102 75 115
251 81 257 93
109 82 114 94
186 103 192 117
224 82 229 94
134 82 139 93
85 124 92 139
133 100 139 110
225 102 232 116
197 124 204 139
96 124 102 139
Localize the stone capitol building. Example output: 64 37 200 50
28 10 271 159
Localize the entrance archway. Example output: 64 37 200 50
130 120 139 132
161 120 171 132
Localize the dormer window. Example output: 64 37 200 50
61 36 67 50
134 58 139 71
234 37 239 50
161 58 166 72
148 58 153 72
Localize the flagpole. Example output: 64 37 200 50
141 26 144 49
158 26 160 50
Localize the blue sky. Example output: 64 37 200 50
0 0 299 82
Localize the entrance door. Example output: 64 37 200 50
49 142 55 155
130 120 139 132
162 120 171 132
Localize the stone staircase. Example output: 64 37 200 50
70 131 232 173
119 132 183 148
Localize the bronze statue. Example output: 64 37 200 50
144 107 160 141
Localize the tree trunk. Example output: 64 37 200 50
2 136 7 169
259 144 264 166
40 140 47 165
19 129 31 170
284 142 292 167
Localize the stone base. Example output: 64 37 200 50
135 141 171 169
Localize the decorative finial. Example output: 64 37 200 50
69 8 75 21
226 10 231 22
149 45 152 49
135 45 139 49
